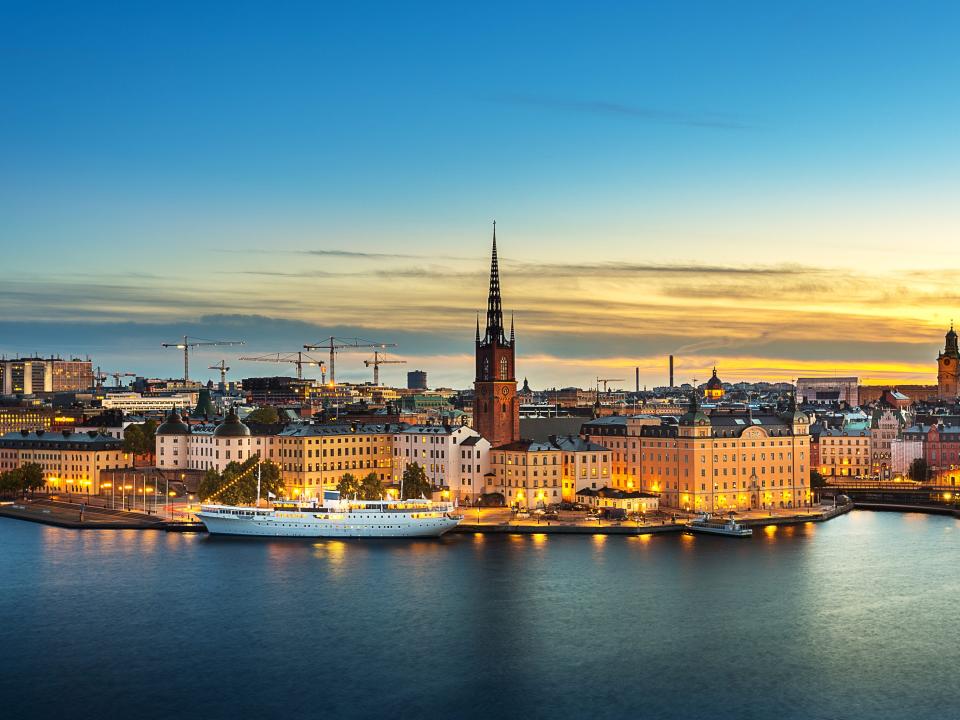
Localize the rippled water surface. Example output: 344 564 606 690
1 511 957 720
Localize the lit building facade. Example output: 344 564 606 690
1 357 94 395
0 430 126 493
486 436 612 509
641 400 812 511
392 424 490 502
819 426 872 479
937 324 960 400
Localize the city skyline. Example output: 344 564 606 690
3 2 960 387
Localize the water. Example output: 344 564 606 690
0 511 957 720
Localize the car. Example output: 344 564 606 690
541 511 559 521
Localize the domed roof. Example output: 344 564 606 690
706 367 723 389
156 410 190 436
213 408 251 438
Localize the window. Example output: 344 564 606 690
499 357 508 380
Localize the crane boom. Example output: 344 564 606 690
303 337 396 385
363 350 406 385
161 336 244 383
238 352 325 381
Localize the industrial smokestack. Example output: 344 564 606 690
635 367 639 393
669 355 674 388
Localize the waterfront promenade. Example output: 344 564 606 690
0 496 906 535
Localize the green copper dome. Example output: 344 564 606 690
156 410 190 436
213 408 251 438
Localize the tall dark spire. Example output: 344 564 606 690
475 313 480 342
485 220 505 344
510 311 515 343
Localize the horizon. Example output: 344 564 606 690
3 2 959 389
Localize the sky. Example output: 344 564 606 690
2 1 959 390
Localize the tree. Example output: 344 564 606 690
359 472 384 500
122 425 146 466
198 456 285 505
337 473 360 497
19 463 44 493
401 462 432 499
0 464 44 497
909 458 930 483
245 406 280 425
810 471 826 489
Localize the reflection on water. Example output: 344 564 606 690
3 512 958 720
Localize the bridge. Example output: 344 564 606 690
821 481 960 516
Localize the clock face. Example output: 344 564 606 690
501 386 510 397
946 358 952 366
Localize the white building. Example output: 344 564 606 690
392 424 490 502
155 408 273 474
102 392 195 413
891 437 924 476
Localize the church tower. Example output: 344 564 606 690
473 222 520 447
938 323 960 400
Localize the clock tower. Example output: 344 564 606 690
938 323 960 400
474 223 520 447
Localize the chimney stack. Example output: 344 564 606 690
669 355 674 388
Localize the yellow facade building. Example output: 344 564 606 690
583 398 812 511
486 436 612 509
0 429 127 494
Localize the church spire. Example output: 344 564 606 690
475 313 480 342
510 311 515 344
484 220 505 344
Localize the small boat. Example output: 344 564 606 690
687 511 752 538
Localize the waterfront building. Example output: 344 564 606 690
640 397 811 511
796 377 860 406
473 224 520 448
581 415 664 491
900 423 960 485
937 323 960 400
0 429 126 493
155 408 275 474
392 424 490 502
819 425 872 480
486 435 611 508
277 423 397 498
575 486 659 514
0 357 95 395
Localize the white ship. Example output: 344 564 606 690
197 490 462 538
687 512 753 538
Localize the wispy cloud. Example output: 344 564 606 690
492 93 750 130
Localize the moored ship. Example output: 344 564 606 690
687 511 753 538
197 490 462 538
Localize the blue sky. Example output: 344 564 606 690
2 1 959 388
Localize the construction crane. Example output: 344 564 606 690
161 336 244 383
364 351 406 386
95 368 136 388
208 360 230 389
596 377 625 393
238 352 326 381
303 337 396 385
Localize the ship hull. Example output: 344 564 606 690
198 512 460 538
